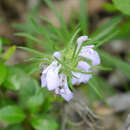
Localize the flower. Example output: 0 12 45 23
41 59 73 101
41 52 61 90
79 45 100 66
41 36 100 101
72 61 92 85
72 36 100 85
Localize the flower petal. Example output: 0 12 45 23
72 72 92 85
41 73 46 88
46 64 61 90
72 61 92 85
77 36 88 45
41 63 52 88
79 45 100 66
55 74 73 101
78 61 90 72
53 51 61 59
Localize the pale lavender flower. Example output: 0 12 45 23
41 36 100 101
46 62 61 90
53 51 61 59
72 61 92 85
79 45 100 66
77 36 88 47
41 52 73 101
72 36 100 85
41 61 61 90
41 51 61 90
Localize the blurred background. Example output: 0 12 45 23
0 0 130 130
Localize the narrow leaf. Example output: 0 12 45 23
2 46 16 61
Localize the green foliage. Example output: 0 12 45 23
0 39 2 54
0 105 26 124
17 46 46 56
90 15 122 42
0 37 11 45
103 2 118 12
30 115 59 130
1 0 130 129
3 67 29 91
113 0 130 15
0 18 3 23
100 51 130 79
2 46 16 61
79 0 88 34
26 91 44 113
44 0 69 38
87 76 115 102
0 63 7 85
2 124 26 130
117 21 130 39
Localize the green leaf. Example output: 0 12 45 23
67 75 75 91
12 23 36 33
26 91 44 113
103 2 118 12
0 18 3 23
65 26 80 53
94 30 119 48
79 0 88 34
3 67 40 95
88 77 107 104
0 63 7 85
2 46 16 61
15 33 44 45
117 21 130 39
30 18 54 44
90 15 122 42
3 67 25 91
86 76 115 102
99 51 130 79
113 0 130 15
94 65 112 71
0 37 11 45
17 46 46 56
0 98 14 108
0 105 26 124
0 38 2 54
15 62 41 75
44 0 69 37
40 16 64 40
68 27 80 46
30 115 59 130
2 124 26 130
88 78 104 100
